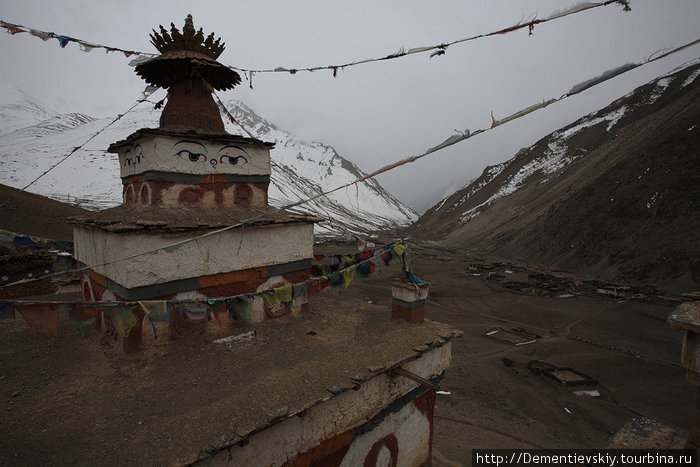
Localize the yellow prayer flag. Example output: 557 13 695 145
343 266 355 289
275 285 293 303
393 242 407 257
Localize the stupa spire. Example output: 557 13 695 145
134 14 240 133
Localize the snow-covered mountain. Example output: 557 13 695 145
413 59 700 292
0 88 417 236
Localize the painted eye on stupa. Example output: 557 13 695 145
172 140 208 164
219 155 248 165
176 150 207 163
217 145 249 166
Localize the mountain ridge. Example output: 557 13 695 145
412 60 700 293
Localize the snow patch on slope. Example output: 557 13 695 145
683 69 700 88
446 162 508 214
457 104 629 224
645 77 675 105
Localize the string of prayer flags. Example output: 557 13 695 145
1 20 153 58
2 239 410 341
2 1 629 86
312 242 398 276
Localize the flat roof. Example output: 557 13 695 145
68 205 320 233
0 294 460 465
108 128 275 152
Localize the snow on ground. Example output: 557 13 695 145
644 77 675 105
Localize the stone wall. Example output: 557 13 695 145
73 223 314 290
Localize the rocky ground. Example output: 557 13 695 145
336 242 695 464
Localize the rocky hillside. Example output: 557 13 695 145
413 61 700 293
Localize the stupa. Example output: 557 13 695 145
60 16 459 465
70 16 318 325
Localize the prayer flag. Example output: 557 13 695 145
138 300 168 321
393 242 407 257
16 303 62 338
2 24 26 35
329 272 345 288
308 279 330 297
342 266 355 289
30 29 52 41
184 302 207 321
104 304 139 338
225 296 255 327
292 283 309 306
0 301 15 320
275 285 293 304
55 35 75 48
261 290 275 307
69 304 98 337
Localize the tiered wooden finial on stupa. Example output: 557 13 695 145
136 14 239 133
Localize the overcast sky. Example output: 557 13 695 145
1 0 699 211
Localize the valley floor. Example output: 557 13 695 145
0 228 693 464
333 243 694 465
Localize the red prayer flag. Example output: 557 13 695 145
16 303 62 338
